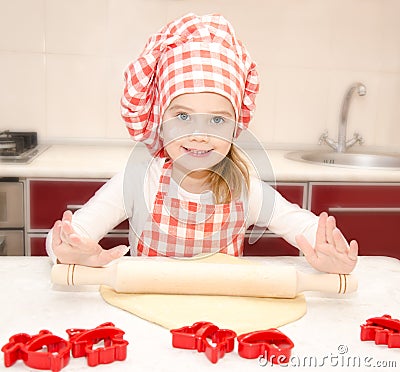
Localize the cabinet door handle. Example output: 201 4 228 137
329 207 400 213
245 231 273 238
66 204 84 211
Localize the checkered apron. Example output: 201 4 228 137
137 161 246 257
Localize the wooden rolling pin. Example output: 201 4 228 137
51 258 357 298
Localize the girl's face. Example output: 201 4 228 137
161 92 236 171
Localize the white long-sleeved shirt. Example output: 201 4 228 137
46 157 318 261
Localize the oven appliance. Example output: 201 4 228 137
0 180 24 255
0 130 48 164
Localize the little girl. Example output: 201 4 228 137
47 13 358 274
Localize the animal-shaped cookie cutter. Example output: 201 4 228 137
237 328 294 364
360 314 400 348
1 330 71 372
66 322 129 366
170 321 236 363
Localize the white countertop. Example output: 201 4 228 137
2 144 400 181
1 256 400 371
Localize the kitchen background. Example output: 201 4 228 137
0 0 399 150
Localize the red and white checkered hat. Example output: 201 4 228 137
121 13 260 156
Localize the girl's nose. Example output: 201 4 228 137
188 132 209 142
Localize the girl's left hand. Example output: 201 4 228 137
295 212 358 274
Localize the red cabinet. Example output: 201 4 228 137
29 179 104 229
309 183 400 259
27 179 129 256
243 233 300 256
29 179 400 259
243 183 306 257
27 179 306 257
28 179 128 230
28 235 46 256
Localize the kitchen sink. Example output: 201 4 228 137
285 150 400 169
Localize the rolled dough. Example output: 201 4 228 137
100 254 306 334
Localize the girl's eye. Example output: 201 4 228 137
211 116 225 125
177 113 190 121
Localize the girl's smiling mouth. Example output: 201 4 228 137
181 146 213 157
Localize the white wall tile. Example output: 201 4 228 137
0 52 45 133
46 54 107 138
330 0 384 72
46 0 107 55
247 60 277 144
374 73 400 147
107 0 169 57
267 0 333 69
230 1 283 68
0 0 45 52
273 67 330 144
166 0 235 20
381 0 400 72
105 55 133 139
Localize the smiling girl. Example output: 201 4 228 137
47 13 358 274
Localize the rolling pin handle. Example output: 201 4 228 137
51 264 114 287
296 271 358 294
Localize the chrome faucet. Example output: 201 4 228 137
319 82 366 152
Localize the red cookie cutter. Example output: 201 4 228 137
237 328 294 364
171 321 236 363
66 322 129 366
1 330 71 372
360 314 400 348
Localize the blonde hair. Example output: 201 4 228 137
207 146 250 204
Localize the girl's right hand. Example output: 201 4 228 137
51 210 129 267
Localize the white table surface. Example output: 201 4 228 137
1 256 400 372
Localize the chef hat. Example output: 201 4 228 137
120 13 259 156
